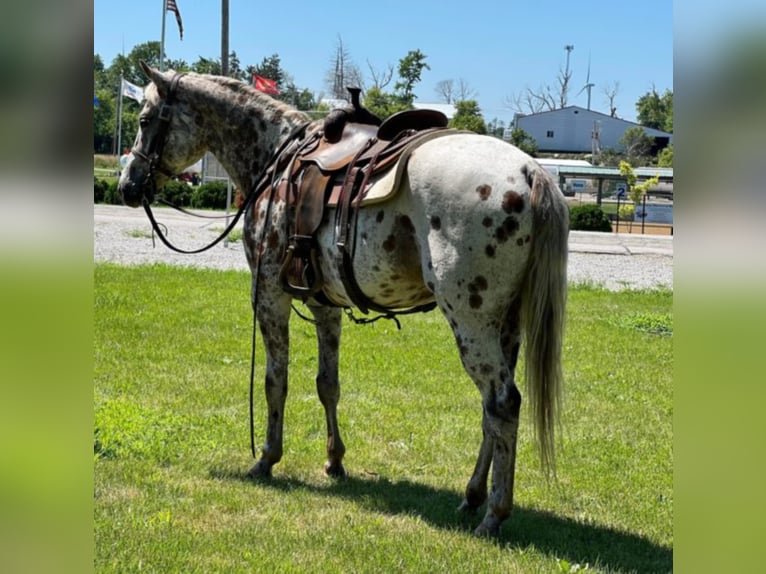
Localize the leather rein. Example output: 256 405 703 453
132 71 310 254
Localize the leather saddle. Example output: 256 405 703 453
274 88 449 312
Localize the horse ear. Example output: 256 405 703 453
139 60 169 98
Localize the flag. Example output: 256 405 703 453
94 95 99 108
121 79 145 103
253 74 279 95
166 0 183 40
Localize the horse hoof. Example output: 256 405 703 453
324 461 346 478
457 500 479 514
247 461 272 479
474 516 501 538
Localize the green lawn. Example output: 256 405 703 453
94 264 672 573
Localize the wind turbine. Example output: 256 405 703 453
578 53 595 110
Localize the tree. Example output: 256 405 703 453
636 87 673 132
325 35 364 100
657 144 673 167
619 160 659 230
506 45 575 114
449 100 487 134
619 126 654 165
395 49 430 104
486 118 506 139
602 81 620 117
362 86 409 120
362 50 431 120
247 53 286 88
435 78 476 104
508 127 538 156
366 60 394 91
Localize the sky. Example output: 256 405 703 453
94 0 673 124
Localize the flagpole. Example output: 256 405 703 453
160 0 167 71
116 73 124 158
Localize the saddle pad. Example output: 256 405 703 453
339 128 460 208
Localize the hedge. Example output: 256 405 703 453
94 178 231 210
569 204 613 232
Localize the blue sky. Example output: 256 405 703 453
94 0 672 123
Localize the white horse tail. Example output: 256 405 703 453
520 166 569 475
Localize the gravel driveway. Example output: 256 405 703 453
94 205 673 292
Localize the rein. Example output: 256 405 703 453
134 69 310 254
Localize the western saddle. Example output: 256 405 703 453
270 88 451 314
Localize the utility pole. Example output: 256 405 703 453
221 0 229 76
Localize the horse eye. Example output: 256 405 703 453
139 117 149 128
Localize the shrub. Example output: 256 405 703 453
158 180 194 206
570 204 612 232
103 179 123 205
191 181 229 210
94 177 108 203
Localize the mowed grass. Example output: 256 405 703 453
94 264 672 573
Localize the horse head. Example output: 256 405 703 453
118 61 205 207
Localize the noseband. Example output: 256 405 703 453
131 72 187 186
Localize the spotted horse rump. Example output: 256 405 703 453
118 62 570 538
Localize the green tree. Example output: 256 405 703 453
248 53 285 87
657 144 673 167
362 86 409 120
394 49 430 104
485 117 505 138
509 127 538 156
449 100 487 134
636 88 673 132
619 160 659 205
619 126 654 165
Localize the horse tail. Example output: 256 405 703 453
519 166 569 476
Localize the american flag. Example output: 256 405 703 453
166 0 183 40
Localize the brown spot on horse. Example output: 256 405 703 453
476 184 492 200
502 191 525 214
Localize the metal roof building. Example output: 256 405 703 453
515 106 673 154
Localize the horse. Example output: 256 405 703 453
118 62 569 537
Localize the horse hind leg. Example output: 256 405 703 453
307 303 347 478
458 307 521 515
451 305 523 537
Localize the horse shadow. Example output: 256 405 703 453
209 466 672 573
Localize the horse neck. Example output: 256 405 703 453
190 78 310 194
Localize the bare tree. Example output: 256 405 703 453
456 78 476 101
324 35 364 100
602 81 620 117
504 44 574 115
504 84 557 114
435 79 455 103
366 60 394 91
435 78 476 103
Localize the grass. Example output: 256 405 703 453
94 264 672 573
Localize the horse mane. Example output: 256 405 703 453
188 72 313 126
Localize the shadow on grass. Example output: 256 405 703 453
209 466 671 573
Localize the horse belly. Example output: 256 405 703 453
314 198 434 309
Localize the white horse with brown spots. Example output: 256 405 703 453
118 63 569 537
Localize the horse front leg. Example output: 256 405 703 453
248 291 292 479
307 303 346 478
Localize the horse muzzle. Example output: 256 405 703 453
117 157 156 208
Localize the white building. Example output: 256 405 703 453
514 106 672 154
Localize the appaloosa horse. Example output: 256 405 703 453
118 62 569 537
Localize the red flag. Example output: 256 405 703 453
166 0 183 40
253 74 279 95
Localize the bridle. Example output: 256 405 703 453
130 71 310 255
131 72 187 186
